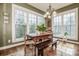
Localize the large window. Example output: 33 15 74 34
28 13 37 34
63 12 75 38
53 9 77 40
53 16 62 37
12 4 45 42
27 14 45 35
15 9 26 39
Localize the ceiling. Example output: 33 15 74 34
29 3 72 12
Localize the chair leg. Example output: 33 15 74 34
52 44 53 50
24 46 26 56
52 42 57 50
55 42 57 49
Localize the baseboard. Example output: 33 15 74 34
0 42 24 50
58 39 79 45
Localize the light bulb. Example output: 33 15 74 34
53 11 56 16
48 15 51 19
46 12 50 15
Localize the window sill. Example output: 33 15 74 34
0 42 24 50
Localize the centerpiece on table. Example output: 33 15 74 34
36 24 46 34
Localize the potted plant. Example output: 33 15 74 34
63 32 68 42
36 24 46 34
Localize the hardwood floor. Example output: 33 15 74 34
0 41 79 56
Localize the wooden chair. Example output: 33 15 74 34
24 34 34 56
47 34 58 50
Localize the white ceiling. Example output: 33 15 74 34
29 3 72 12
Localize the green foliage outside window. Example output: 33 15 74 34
29 24 36 33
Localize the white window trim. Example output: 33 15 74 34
52 8 78 40
12 4 44 42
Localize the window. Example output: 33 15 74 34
15 9 26 39
53 9 77 40
53 16 62 37
63 12 75 38
12 8 27 42
27 13 37 34
27 14 45 35
12 4 45 42
37 16 45 25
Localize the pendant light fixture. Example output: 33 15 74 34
44 4 56 19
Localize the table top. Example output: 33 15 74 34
25 32 53 45
25 39 51 45
27 32 52 37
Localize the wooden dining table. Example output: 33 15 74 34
24 33 55 56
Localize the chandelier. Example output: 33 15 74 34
44 4 56 19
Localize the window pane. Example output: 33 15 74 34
28 13 37 34
53 16 62 37
15 25 26 38
70 12 75 38
70 12 75 25
63 12 75 38
63 14 71 36
37 16 45 25
15 9 26 39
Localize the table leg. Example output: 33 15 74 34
34 46 36 56
38 49 43 56
55 42 57 49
